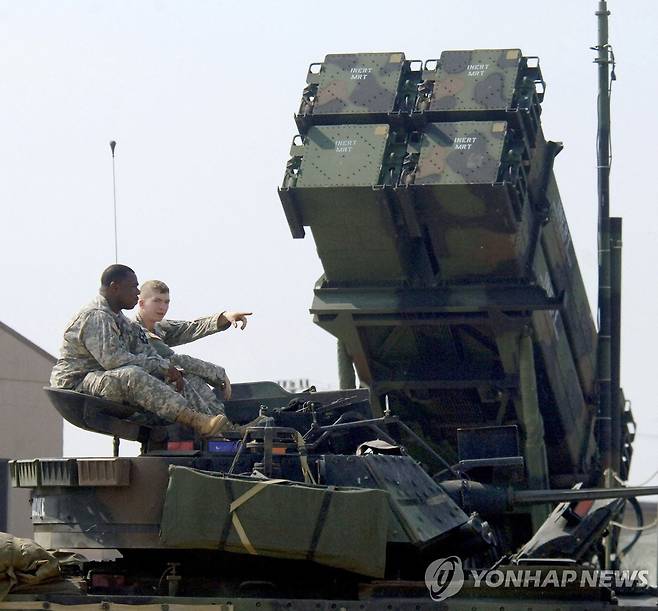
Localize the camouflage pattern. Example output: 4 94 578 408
408 120 532 280
150 313 230 349
281 49 601 490
414 49 545 153
179 372 225 415
413 120 508 185
299 52 408 118
536 162 597 400
50 295 171 390
0 45 637 609
76 365 188 421
135 312 228 389
51 296 224 421
77 367 224 419
170 355 225 389
282 123 412 284
427 49 524 113
282 120 532 283
295 124 390 188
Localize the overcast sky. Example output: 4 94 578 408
1 1 656 484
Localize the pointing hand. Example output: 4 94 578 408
221 311 253 330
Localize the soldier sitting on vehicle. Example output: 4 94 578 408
134 279 252 402
50 264 242 437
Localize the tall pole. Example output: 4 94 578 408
595 0 614 570
610 217 623 476
110 140 118 263
595 1 612 479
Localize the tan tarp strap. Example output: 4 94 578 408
295 432 316 485
229 479 287 555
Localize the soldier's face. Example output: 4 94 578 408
114 273 140 309
140 292 170 322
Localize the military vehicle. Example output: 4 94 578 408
2 3 655 609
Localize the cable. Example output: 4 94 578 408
617 497 644 559
156 564 174 594
637 469 658 486
611 519 657 533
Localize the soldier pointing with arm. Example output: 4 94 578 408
134 279 253 401
49 265 240 437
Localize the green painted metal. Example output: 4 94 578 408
429 49 527 113
414 121 508 185
307 52 407 116
280 48 613 499
337 339 357 389
518 330 551 527
595 1 613 482
295 124 390 188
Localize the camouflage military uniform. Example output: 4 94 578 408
50 296 224 420
134 311 229 389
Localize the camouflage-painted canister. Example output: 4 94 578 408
279 123 414 284
403 120 533 281
417 49 544 146
426 49 541 112
282 49 600 492
296 52 422 130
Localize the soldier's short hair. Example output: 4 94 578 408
140 280 170 299
100 264 135 287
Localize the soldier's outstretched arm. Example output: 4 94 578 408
158 314 226 347
80 311 170 376
159 311 252 347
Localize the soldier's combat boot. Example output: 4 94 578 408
175 408 234 437
237 414 269 436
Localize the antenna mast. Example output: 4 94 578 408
595 1 613 478
110 140 118 263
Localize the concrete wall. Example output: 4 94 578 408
0 322 62 538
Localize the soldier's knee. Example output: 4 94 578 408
115 365 149 382
97 376 124 400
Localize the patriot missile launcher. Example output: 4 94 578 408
1 9 647 607
279 49 633 542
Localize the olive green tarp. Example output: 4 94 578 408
0 532 60 601
159 466 389 578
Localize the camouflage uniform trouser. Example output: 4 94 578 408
178 372 225 416
76 365 224 422
169 353 226 389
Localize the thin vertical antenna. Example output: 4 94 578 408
110 139 119 459
110 140 118 263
